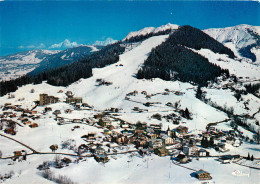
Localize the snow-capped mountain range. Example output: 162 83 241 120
204 24 260 63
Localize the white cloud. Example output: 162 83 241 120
94 37 117 46
38 43 46 49
49 39 78 49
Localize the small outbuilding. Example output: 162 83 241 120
194 169 212 180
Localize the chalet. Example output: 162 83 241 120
219 155 241 164
78 144 88 155
13 151 22 157
183 146 199 156
29 123 38 128
66 93 82 104
141 91 147 95
175 126 188 135
94 147 109 163
73 119 82 123
24 110 31 114
233 153 242 162
31 111 37 114
162 92 169 95
162 135 174 145
103 129 112 135
233 139 241 147
121 124 129 129
146 95 151 99
146 127 155 134
74 104 81 110
121 129 131 135
109 107 120 112
9 114 17 118
53 110 61 116
170 140 182 149
44 107 52 112
98 119 107 127
166 146 179 156
82 103 92 108
136 122 147 129
3 112 12 115
4 128 16 135
175 91 184 96
56 117 64 121
116 135 129 145
149 138 163 149
65 109 73 114
94 114 104 120
58 90 63 93
15 107 24 112
150 124 161 131
208 126 216 132
132 107 140 111
138 148 149 156
135 129 145 135
135 138 148 148
166 102 173 107
176 152 188 163
217 143 229 152
198 149 209 157
25 121 31 125
61 157 72 166
82 132 96 140
154 147 169 157
4 103 11 106
194 170 212 180
107 125 115 131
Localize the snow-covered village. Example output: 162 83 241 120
0 1 259 184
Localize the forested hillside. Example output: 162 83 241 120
0 43 125 96
137 26 231 86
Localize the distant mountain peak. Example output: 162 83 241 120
123 23 179 41
204 24 260 62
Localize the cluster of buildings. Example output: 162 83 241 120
0 103 41 135
1 89 249 182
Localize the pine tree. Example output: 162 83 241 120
201 137 207 148
251 155 254 161
196 85 203 99
185 108 191 119
247 153 250 160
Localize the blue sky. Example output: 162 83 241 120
0 1 259 56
